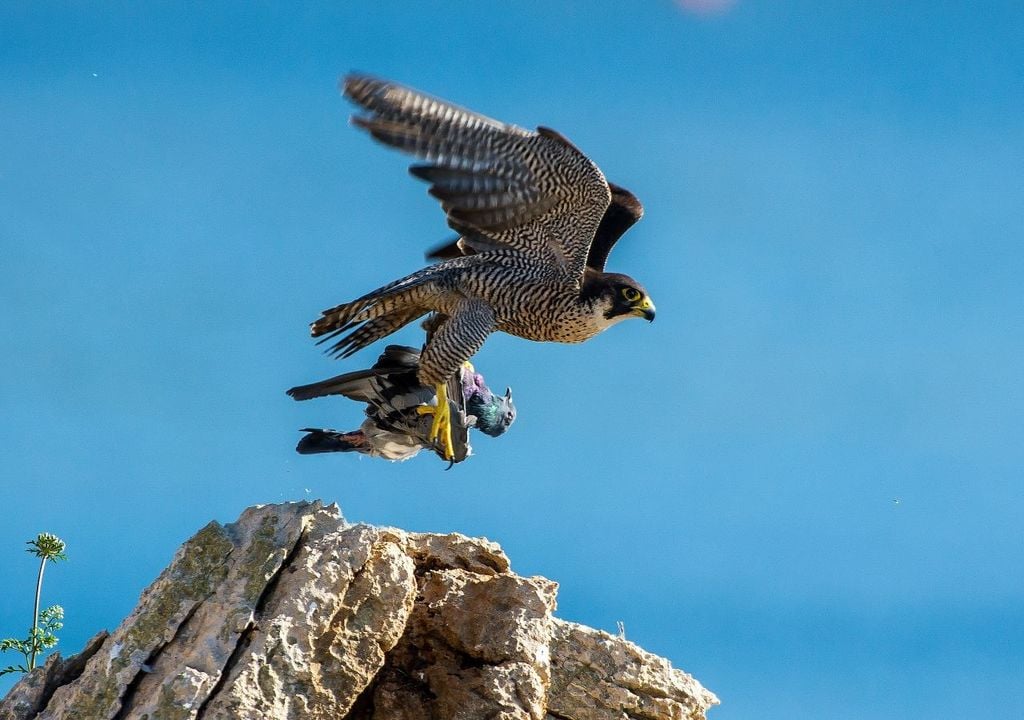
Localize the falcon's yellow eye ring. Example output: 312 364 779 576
621 287 642 302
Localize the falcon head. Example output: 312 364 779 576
585 272 656 324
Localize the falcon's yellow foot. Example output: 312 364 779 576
415 382 455 460
462 360 475 373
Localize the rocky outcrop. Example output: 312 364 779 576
1 502 718 720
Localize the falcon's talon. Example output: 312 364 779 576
426 381 455 461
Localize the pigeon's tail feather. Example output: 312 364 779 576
295 428 365 454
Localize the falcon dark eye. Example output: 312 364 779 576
621 287 642 302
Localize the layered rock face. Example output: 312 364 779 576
1 502 717 720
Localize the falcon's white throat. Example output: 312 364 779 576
590 296 634 333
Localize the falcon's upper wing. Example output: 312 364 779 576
425 182 644 273
344 74 612 280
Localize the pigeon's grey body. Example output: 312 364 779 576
287 345 514 463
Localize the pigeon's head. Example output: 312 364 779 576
468 386 516 438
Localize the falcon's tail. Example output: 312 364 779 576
322 307 428 360
310 267 445 358
295 428 365 454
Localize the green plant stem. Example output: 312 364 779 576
29 556 46 670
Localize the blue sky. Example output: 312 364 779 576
2 2 1022 717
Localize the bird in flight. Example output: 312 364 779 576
311 74 655 459
287 344 515 464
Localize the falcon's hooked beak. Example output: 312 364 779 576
632 297 656 322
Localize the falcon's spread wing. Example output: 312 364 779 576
426 181 644 272
344 74 612 280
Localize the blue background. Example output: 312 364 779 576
2 2 1022 717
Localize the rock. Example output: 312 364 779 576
1 502 718 719
0 631 108 720
548 621 719 720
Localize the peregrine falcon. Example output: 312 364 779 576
311 75 655 459
287 344 515 464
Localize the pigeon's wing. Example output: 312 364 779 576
437 367 471 463
366 363 471 463
287 368 382 403
286 345 422 403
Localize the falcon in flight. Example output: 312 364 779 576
312 74 655 459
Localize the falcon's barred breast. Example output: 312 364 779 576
310 74 655 456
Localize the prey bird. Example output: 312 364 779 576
312 74 655 460
287 344 515 464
